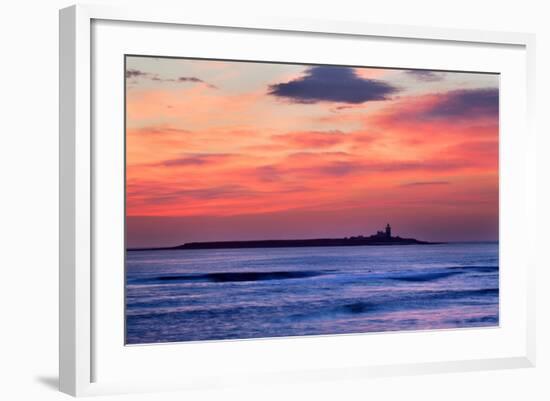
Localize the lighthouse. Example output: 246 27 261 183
385 223 392 239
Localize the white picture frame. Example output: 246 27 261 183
59 4 536 397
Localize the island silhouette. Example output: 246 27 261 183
128 224 444 251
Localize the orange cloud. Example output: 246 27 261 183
125 61 498 246
271 130 349 149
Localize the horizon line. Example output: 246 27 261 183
126 238 499 251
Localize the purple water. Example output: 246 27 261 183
125 243 498 344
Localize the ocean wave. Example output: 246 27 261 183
127 287 499 321
446 265 499 273
387 271 463 282
130 270 334 284
445 315 499 325
337 288 499 315
341 301 379 314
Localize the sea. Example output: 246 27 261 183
125 242 499 344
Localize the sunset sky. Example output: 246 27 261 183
125 56 499 247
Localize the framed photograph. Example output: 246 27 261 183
60 4 536 396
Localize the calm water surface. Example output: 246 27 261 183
126 243 498 344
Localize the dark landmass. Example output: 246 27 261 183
127 236 445 252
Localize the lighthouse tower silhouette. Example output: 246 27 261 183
385 223 392 239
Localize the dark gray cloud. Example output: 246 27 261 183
400 181 450 187
151 185 256 203
259 157 475 180
160 153 234 167
405 70 445 82
422 88 499 120
126 69 149 78
178 77 204 83
126 70 216 88
150 76 172 82
268 66 398 104
178 76 218 89
126 182 258 206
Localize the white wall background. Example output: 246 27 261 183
0 0 548 399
